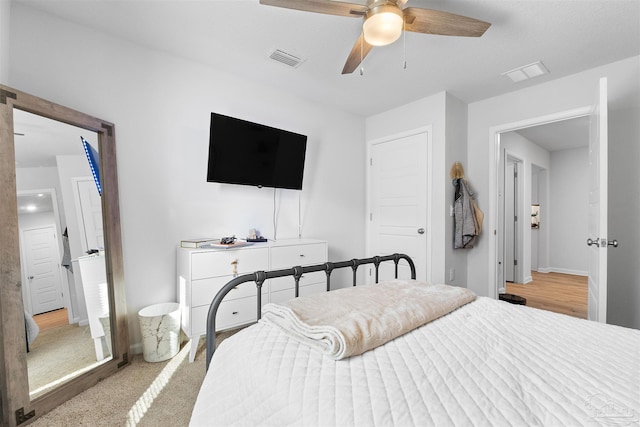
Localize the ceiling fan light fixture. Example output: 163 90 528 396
363 4 403 46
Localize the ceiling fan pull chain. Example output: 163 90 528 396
360 29 365 76
403 15 407 70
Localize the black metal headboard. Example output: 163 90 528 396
205 253 416 369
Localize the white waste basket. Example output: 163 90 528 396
138 302 181 362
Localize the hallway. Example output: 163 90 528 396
505 272 588 319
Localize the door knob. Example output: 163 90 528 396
417 228 425 235
28 275 34 280
587 238 618 248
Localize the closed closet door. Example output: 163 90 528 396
23 226 65 314
369 131 428 282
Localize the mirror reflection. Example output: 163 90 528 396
14 109 112 399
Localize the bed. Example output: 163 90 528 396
190 254 640 426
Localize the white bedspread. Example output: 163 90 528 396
191 297 640 427
261 280 475 360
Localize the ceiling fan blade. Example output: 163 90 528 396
342 33 373 74
403 7 491 37
260 0 367 18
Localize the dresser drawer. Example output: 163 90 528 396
192 276 267 303
270 282 326 305
192 247 268 280
270 271 325 293
300 282 325 298
270 243 327 269
192 296 261 334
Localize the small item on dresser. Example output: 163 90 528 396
181 237 217 248
220 236 237 245
246 228 267 242
206 238 252 249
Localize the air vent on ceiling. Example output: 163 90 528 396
269 49 305 68
502 61 549 83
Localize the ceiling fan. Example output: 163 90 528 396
260 0 491 74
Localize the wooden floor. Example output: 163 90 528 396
33 308 69 332
506 272 588 319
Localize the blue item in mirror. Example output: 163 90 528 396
82 136 102 196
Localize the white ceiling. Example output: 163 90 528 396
13 109 99 168
17 192 54 214
13 0 640 117
515 115 590 152
9 0 639 169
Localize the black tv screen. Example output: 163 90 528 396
207 113 307 190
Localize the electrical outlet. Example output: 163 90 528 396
449 268 455 281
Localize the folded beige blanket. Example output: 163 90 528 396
260 280 476 360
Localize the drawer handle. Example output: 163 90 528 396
232 311 239 315
231 259 238 277
299 254 305 257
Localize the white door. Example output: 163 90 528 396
75 178 104 252
23 226 65 314
369 131 428 281
505 161 518 282
587 77 608 323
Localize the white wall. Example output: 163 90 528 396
0 0 9 83
10 5 367 348
366 92 447 284
549 147 589 275
444 94 469 287
365 92 469 287
608 107 640 329
467 55 640 329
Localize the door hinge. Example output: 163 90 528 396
16 407 35 425
514 215 518 222
369 213 372 221
370 158 372 166
514 260 518 266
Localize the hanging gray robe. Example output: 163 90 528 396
453 178 479 249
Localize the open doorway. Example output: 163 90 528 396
498 116 590 318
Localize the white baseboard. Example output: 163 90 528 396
537 267 551 273
548 267 588 277
78 319 89 327
524 275 533 284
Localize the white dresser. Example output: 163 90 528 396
177 238 328 362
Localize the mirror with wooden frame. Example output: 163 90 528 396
0 85 130 427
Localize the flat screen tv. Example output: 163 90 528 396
207 113 307 190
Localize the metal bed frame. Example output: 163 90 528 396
205 253 416 369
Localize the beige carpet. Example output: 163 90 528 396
27 323 103 398
30 328 244 427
